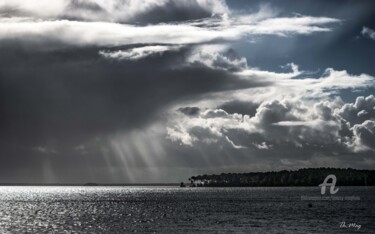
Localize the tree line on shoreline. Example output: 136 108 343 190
188 168 375 187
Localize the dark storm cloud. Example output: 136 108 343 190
0 43 271 181
63 0 107 21
218 101 259 116
0 45 264 140
0 0 374 183
120 1 216 24
178 107 201 116
0 0 228 24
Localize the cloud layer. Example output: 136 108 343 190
0 0 374 183
0 2 339 50
166 50 375 162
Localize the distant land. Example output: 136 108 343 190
188 168 375 187
0 183 179 186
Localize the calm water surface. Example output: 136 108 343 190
0 186 374 233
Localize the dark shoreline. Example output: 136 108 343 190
0 183 180 186
1 184 374 187
188 168 375 187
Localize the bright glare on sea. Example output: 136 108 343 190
0 186 374 233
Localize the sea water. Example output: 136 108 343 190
0 186 374 233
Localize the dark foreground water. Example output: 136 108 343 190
0 186 374 233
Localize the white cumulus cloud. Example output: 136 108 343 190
361 26 375 41
99 45 182 60
167 95 375 153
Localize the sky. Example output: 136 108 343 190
0 0 374 183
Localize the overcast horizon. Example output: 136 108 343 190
0 0 374 183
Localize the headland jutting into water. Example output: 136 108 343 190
186 168 375 187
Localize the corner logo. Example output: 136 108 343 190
319 174 339 195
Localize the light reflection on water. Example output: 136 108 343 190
0 186 374 233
